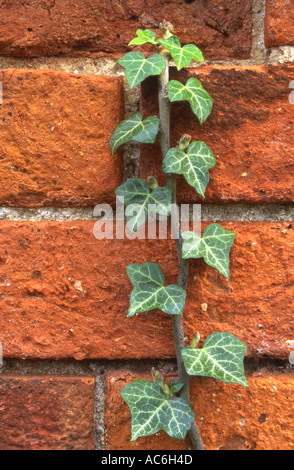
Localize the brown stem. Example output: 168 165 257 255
158 53 204 451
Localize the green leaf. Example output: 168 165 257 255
121 379 195 440
118 51 166 89
158 36 203 70
128 29 158 46
162 141 216 197
169 380 185 395
126 262 186 317
168 78 213 124
110 112 160 154
182 223 236 278
116 178 172 235
182 332 247 387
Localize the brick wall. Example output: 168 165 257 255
0 0 293 451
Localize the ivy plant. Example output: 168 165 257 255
110 21 247 450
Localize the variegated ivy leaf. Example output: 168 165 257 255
126 262 186 317
118 51 166 89
162 141 216 197
168 78 213 124
110 112 160 154
115 178 172 235
182 332 247 387
182 223 236 278
169 380 185 394
128 29 158 46
158 36 203 70
121 379 195 440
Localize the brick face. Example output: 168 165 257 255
104 369 294 450
0 0 252 60
265 0 294 47
0 376 95 450
140 65 294 203
0 221 292 360
185 222 294 359
0 69 124 207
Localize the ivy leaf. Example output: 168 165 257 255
128 29 158 46
168 78 213 124
169 380 185 395
182 332 247 387
162 141 216 197
121 379 195 440
118 51 166 89
126 262 187 317
116 178 172 235
158 36 203 70
182 223 236 278
110 112 160 154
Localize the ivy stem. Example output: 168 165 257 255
158 53 204 451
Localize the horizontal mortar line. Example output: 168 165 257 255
200 204 294 222
0 207 95 221
204 56 294 66
0 56 121 76
0 358 178 376
0 204 293 222
0 51 293 76
0 357 290 376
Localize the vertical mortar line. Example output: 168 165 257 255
251 0 267 64
94 372 106 450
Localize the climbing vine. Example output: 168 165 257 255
110 22 247 450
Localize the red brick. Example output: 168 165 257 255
104 369 294 450
0 1 252 60
265 0 294 47
0 221 292 360
0 375 95 450
0 69 124 207
140 65 294 203
185 222 294 359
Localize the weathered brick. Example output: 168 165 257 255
0 221 292 360
140 65 294 203
0 0 252 60
104 369 294 450
0 375 95 450
185 222 294 359
0 69 124 207
265 0 294 47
